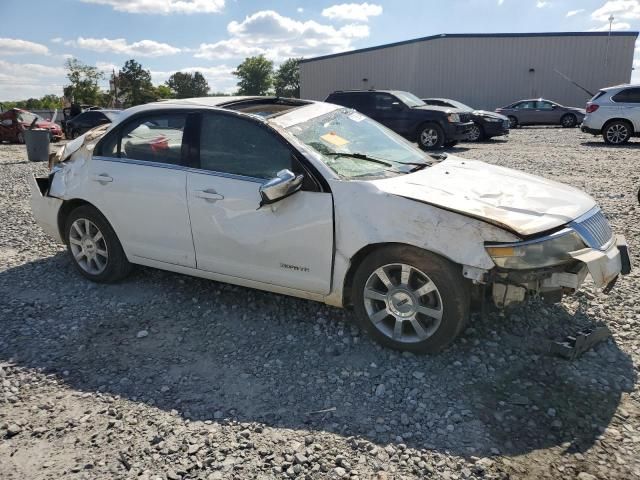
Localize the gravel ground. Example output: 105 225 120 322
1 128 639 480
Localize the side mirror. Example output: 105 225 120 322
259 169 304 206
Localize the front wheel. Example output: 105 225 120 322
603 121 632 145
560 114 577 128
508 116 518 129
17 131 25 144
352 246 470 354
467 123 484 142
417 124 445 150
65 205 132 283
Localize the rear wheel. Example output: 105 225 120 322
17 132 25 144
71 129 80 139
560 114 577 128
467 123 484 142
352 246 470 354
508 116 518 129
65 205 132 283
603 120 632 145
417 124 445 150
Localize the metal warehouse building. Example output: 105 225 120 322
300 32 638 110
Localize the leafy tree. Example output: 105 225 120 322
274 58 302 98
1 95 64 110
64 58 103 105
233 55 273 96
166 71 209 98
118 59 155 107
154 84 174 99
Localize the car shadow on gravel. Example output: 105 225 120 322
0 253 635 459
580 141 639 148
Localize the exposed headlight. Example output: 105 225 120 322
485 229 586 269
447 113 460 123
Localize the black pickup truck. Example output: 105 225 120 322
325 89 473 150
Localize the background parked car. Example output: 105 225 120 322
62 104 101 138
581 84 640 145
325 90 473 149
496 99 585 129
66 110 120 139
422 98 510 141
0 108 63 143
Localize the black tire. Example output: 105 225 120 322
560 114 577 128
467 123 484 142
64 205 132 283
352 245 470 354
417 123 445 150
603 120 632 145
71 129 80 139
508 116 518 129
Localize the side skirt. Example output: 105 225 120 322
130 255 330 304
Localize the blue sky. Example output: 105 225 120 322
0 0 638 101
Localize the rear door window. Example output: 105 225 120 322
97 113 187 165
612 88 640 103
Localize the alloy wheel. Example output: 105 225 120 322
561 115 576 127
363 263 443 344
420 128 439 147
467 125 481 141
68 218 109 275
606 124 629 144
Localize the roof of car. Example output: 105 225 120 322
600 83 640 91
106 96 326 131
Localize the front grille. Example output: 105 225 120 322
572 209 613 249
459 113 471 123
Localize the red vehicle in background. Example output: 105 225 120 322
0 108 63 143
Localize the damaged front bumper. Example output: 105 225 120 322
29 174 63 244
490 236 632 308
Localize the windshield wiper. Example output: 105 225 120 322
326 152 431 167
324 152 393 167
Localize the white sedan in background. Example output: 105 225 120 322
30 97 632 353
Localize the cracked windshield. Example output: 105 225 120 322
287 109 429 179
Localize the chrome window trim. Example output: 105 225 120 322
92 155 266 184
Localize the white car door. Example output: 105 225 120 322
187 112 333 294
89 111 196 267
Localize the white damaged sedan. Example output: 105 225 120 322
30 97 632 353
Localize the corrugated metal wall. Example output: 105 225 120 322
300 34 638 110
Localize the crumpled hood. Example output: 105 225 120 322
372 156 596 236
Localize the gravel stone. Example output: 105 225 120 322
1 131 639 479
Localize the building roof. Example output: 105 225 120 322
300 31 640 64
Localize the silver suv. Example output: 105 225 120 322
581 84 640 145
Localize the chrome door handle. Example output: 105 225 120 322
195 189 224 201
91 174 113 184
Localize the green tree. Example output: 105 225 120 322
233 55 273 96
119 59 155 107
166 71 209 98
154 84 174 99
64 58 103 105
273 58 302 98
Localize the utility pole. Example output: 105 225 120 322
604 14 614 86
